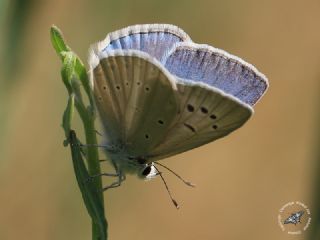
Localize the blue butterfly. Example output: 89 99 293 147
88 24 268 206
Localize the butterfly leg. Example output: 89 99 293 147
102 161 126 191
102 171 125 191
87 159 120 182
85 172 119 184
102 181 121 190
89 172 119 178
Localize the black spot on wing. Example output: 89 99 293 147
184 123 196 132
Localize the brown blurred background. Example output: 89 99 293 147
0 0 320 239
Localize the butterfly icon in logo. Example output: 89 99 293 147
283 211 304 225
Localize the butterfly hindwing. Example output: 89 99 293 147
148 81 253 160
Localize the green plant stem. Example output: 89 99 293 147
72 75 107 240
51 25 107 240
75 101 106 240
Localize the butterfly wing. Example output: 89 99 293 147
148 81 252 160
147 42 268 161
163 42 268 106
89 28 268 161
93 24 191 63
90 49 179 156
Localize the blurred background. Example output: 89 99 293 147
0 0 319 239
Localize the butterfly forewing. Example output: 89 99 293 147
98 24 191 62
92 51 179 156
163 42 268 106
93 60 124 141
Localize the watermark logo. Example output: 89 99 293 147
278 201 311 235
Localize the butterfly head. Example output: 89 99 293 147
138 163 158 180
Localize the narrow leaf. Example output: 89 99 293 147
62 94 75 142
50 25 70 56
60 52 77 94
69 130 107 240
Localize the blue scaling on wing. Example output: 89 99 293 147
163 43 268 106
102 25 191 62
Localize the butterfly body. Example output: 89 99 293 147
103 141 156 179
88 24 268 181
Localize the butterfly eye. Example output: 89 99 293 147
142 166 152 176
139 164 158 180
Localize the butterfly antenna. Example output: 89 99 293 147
154 162 196 187
153 165 179 209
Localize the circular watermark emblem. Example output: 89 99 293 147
278 201 311 235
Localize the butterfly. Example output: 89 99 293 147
88 24 268 205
